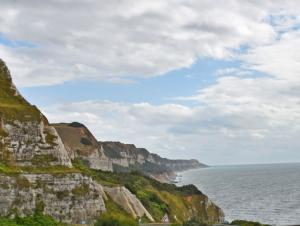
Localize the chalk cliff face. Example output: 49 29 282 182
104 186 154 222
0 59 71 167
53 122 205 176
100 141 206 175
0 173 106 224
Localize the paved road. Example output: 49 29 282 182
140 224 172 226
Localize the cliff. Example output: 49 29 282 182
53 123 205 178
0 59 71 167
0 173 106 224
52 122 112 171
100 141 206 176
0 58 224 225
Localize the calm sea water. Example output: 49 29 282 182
178 163 300 225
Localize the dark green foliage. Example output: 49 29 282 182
35 194 45 213
80 137 92 146
45 133 57 146
231 220 270 226
0 60 40 122
55 190 69 200
182 218 208 226
31 154 58 166
68 122 84 128
15 176 31 190
71 183 89 197
0 218 19 226
95 213 138 226
136 190 169 218
0 212 67 226
176 185 203 195
0 127 8 137
102 146 122 159
112 161 170 174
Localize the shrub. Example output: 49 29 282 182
80 138 92 146
68 122 84 128
15 176 31 190
0 212 66 226
45 132 57 146
31 154 58 166
182 218 208 226
231 220 270 226
72 183 89 197
95 214 138 226
0 217 18 226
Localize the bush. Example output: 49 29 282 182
182 218 208 226
231 220 270 226
95 214 138 226
0 212 66 226
68 122 84 128
80 138 92 146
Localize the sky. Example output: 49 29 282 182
1 0 300 165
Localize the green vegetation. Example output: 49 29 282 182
72 158 214 224
71 183 89 197
68 122 84 128
45 132 58 146
97 197 139 226
95 213 138 226
0 127 8 137
80 137 92 146
181 218 209 226
112 161 169 174
15 176 32 190
0 61 40 122
31 154 58 167
0 162 79 175
0 212 68 226
231 220 270 226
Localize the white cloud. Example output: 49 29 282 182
0 0 279 87
3 1 300 164
43 93 300 164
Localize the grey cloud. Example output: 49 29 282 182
0 0 280 87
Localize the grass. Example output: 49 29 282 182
0 163 80 175
71 158 216 224
0 66 41 122
31 154 59 167
0 212 69 226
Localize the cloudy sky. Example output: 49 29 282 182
1 0 300 165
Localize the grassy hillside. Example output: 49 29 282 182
72 158 222 224
0 60 40 122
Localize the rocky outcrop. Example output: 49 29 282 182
184 195 225 223
0 59 72 167
53 123 113 171
1 119 72 167
100 141 206 175
104 186 154 222
0 173 106 224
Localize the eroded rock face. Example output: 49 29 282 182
1 119 72 167
0 173 106 224
104 186 154 222
184 194 225 224
53 123 113 171
0 59 72 167
100 141 206 174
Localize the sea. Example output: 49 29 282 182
177 163 300 225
